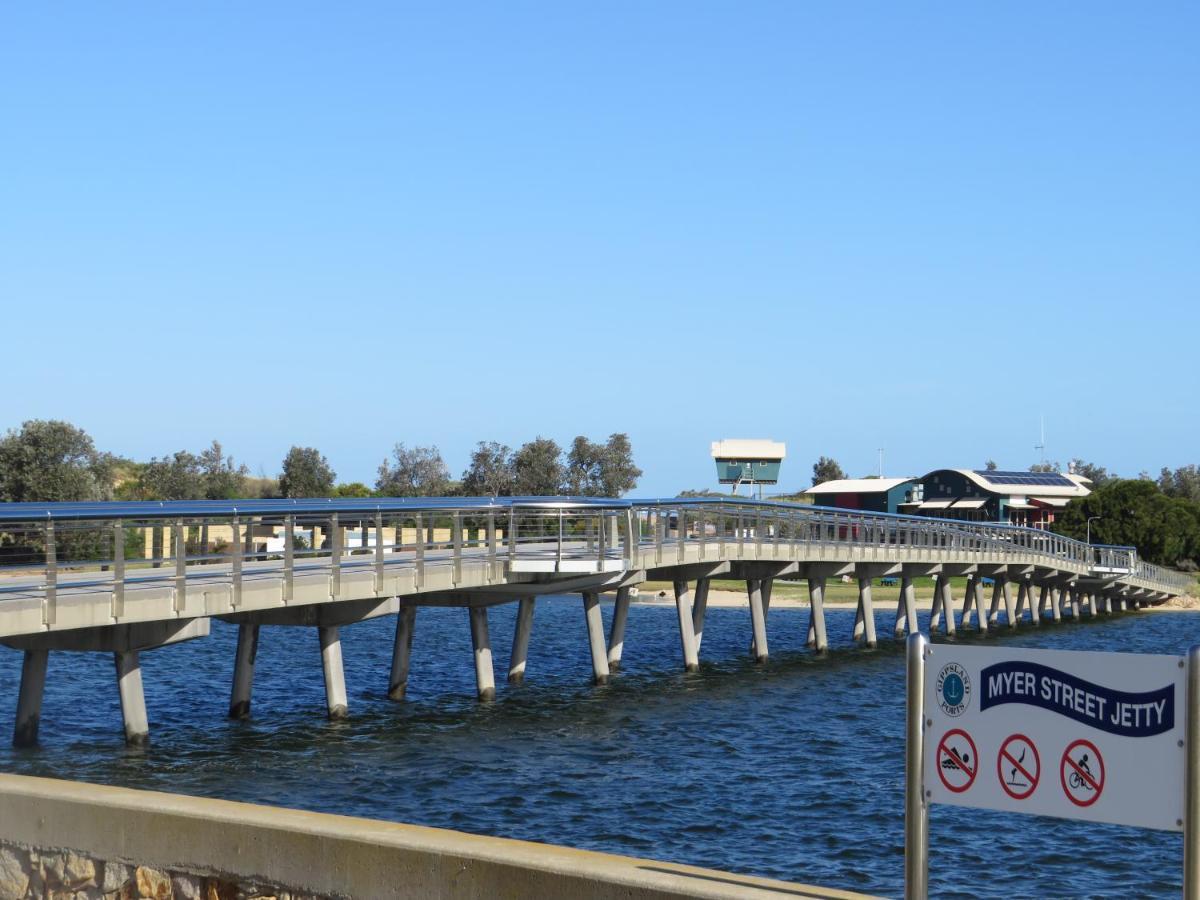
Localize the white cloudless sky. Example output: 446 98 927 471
1 3 1196 494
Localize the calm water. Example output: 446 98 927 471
0 600 1193 898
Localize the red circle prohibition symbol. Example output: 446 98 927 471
936 728 978 793
1060 739 1105 807
996 733 1041 800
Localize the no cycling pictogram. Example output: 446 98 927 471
1060 739 1105 807
936 728 978 793
996 734 1040 800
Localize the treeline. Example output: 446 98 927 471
1053 468 1200 571
0 420 642 504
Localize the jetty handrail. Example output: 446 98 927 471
0 496 1191 598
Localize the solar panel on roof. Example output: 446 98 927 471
971 470 1074 487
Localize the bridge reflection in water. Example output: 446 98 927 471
0 497 1189 746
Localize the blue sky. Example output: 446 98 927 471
1 3 1196 495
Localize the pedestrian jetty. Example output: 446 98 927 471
0 497 1190 746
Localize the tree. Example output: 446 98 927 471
376 443 451 496
333 481 373 498
1029 461 1060 473
598 433 642 496
0 420 114 502
199 440 248 499
140 451 204 500
279 446 336 498
1054 479 1200 569
1160 466 1200 504
564 436 603 495
984 459 999 471
512 437 564 496
1069 459 1111 485
564 434 642 497
461 442 515 497
811 456 846 486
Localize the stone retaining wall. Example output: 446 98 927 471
0 840 328 899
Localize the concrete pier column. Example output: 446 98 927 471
673 579 700 672
854 578 877 647
692 578 711 654
114 650 149 745
807 577 828 652
960 577 975 628
747 579 768 663
318 625 349 719
988 580 1003 625
941 576 957 635
229 623 259 718
1002 581 1017 628
388 606 417 700
1015 582 1028 621
929 577 944 632
607 588 631 670
970 578 987 635
468 607 496 701
1052 586 1065 622
508 597 536 683
1070 589 1082 619
13 649 48 748
582 592 610 685
1112 595 1124 613
1036 585 1049 623
895 576 918 637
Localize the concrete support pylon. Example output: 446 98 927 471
229 623 259 718
1051 586 1064 622
582 591 610 685
1002 581 1017 628
806 576 828 652
930 576 956 636
1036 585 1049 623
1015 582 1028 622
961 577 988 635
853 577 877 647
508 597 535 683
894 576 918 638
114 650 149 745
13 649 48 748
318 625 349 719
673 579 700 672
607 587 631 670
988 579 1003 626
388 606 417 700
692 578 711 654
468 607 496 701
747 579 768 663
1070 589 1082 619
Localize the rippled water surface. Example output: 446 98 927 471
1 601 1195 898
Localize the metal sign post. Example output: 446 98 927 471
906 637 1200 899
904 633 927 900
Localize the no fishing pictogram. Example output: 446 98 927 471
936 728 978 793
996 734 1040 800
1060 739 1105 807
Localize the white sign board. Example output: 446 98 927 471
923 643 1186 831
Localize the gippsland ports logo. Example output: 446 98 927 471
936 662 971 717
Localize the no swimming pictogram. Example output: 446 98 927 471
996 734 1040 800
1060 739 1105 807
936 728 978 793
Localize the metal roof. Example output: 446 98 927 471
804 477 914 494
710 439 786 460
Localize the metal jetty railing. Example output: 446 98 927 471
0 497 1191 610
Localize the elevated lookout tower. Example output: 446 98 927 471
711 439 786 498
